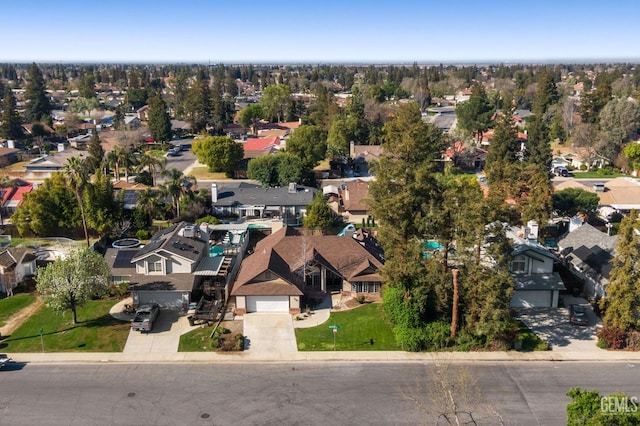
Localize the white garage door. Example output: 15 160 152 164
511 291 551 308
137 291 187 310
246 296 289 313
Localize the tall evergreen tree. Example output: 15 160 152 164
485 111 519 200
532 70 558 115
525 116 552 171
147 93 172 143
601 212 640 331
0 89 23 140
24 63 52 123
87 128 104 171
185 70 212 133
455 82 493 142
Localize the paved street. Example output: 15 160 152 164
1 362 638 425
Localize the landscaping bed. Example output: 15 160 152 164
178 320 244 352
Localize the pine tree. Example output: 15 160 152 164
87 128 104 171
24 63 51 123
147 93 172 143
185 70 212 133
0 89 23 140
532 70 558 115
601 212 640 331
455 82 493 142
525 115 552 171
485 110 519 204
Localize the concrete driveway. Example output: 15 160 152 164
123 310 192 353
516 296 604 353
243 313 297 358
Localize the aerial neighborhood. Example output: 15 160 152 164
1 61 640 364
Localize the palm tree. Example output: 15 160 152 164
160 168 197 219
105 148 120 181
136 188 159 225
63 157 91 247
138 152 166 187
117 147 137 183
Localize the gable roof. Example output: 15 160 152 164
243 136 280 152
341 179 370 212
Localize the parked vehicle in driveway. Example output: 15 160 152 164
0 354 12 369
569 304 589 326
131 304 160 332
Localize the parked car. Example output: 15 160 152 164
166 147 181 157
0 354 12 369
569 304 589 326
131 304 160 332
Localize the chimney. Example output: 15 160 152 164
57 143 65 152
211 183 218 203
288 182 297 194
7 140 14 149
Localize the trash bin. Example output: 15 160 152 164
187 316 195 326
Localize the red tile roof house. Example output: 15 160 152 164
231 227 384 314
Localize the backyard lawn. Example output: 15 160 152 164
296 303 401 351
0 294 36 327
188 167 228 180
0 299 130 352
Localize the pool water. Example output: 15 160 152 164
209 246 224 257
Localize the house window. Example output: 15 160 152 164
511 256 526 274
352 282 380 293
148 260 163 273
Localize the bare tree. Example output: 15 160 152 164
401 363 504 425
571 122 597 170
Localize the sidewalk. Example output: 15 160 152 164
9 349 640 365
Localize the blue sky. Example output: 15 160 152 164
4 0 639 63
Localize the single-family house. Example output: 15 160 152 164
558 223 618 299
0 147 19 168
508 223 566 308
324 179 371 224
105 222 247 311
0 247 37 296
0 179 34 218
24 150 87 179
231 227 384 314
211 182 317 226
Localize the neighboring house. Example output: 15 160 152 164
136 105 149 121
105 222 247 310
424 106 457 133
507 222 566 308
231 227 384 314
24 150 87 179
241 136 281 160
124 115 140 129
0 247 37 296
0 179 34 218
112 181 152 210
558 223 618 299
444 140 487 170
211 182 317 226
324 179 371 224
0 147 19 168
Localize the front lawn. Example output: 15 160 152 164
516 320 550 351
571 170 628 179
295 303 401 351
0 294 36 327
0 299 130 352
188 166 228 180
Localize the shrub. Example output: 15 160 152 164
356 295 366 304
534 341 551 351
579 164 587 171
597 326 627 350
597 339 609 349
626 331 640 350
108 283 129 298
234 334 245 351
136 229 151 240
424 321 452 351
217 327 230 335
195 215 220 225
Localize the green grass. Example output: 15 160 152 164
179 326 217 352
295 303 401 351
516 320 550 351
571 170 628 179
0 294 36 327
188 166 228 180
0 299 130 352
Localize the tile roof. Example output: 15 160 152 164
243 136 280 152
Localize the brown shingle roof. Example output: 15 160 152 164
342 179 370 212
232 279 302 296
